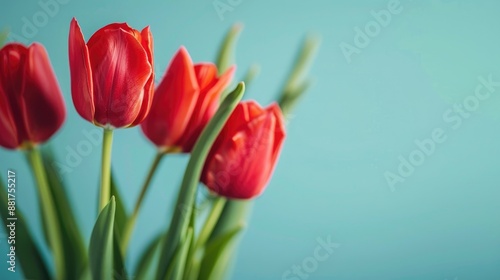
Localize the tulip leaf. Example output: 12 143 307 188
89 196 116 280
113 229 128 280
279 34 321 101
166 227 193 280
184 197 226 280
110 174 129 279
110 172 128 238
135 233 163 279
0 29 8 48
205 200 251 280
0 175 51 280
216 24 243 102
198 225 244 280
156 83 244 280
215 23 242 75
278 79 313 116
41 147 88 278
186 258 202 280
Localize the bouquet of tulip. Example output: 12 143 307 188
0 18 319 280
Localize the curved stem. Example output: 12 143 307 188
99 128 114 212
194 196 226 252
27 147 65 280
121 152 164 253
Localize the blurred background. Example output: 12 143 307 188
2 0 500 279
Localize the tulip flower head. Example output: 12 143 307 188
0 43 66 150
141 47 235 153
69 18 154 129
201 101 286 199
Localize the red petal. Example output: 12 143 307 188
266 103 286 165
180 65 235 152
198 65 235 118
129 26 155 127
87 27 152 128
194 63 217 90
141 47 198 148
195 65 235 117
21 43 65 144
0 83 19 149
216 100 264 146
130 73 154 127
205 101 261 162
87 22 137 47
68 18 94 123
0 43 28 148
203 110 277 199
140 26 154 67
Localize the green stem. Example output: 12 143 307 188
121 152 164 253
281 35 320 94
194 197 226 253
184 197 226 280
99 128 114 212
27 147 65 280
215 24 242 75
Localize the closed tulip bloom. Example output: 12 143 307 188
0 43 66 150
201 101 286 199
69 18 154 128
141 47 235 152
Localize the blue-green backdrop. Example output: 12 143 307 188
1 0 500 279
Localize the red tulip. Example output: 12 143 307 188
69 18 154 129
141 47 235 152
0 43 65 150
201 101 286 199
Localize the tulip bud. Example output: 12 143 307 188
201 101 286 199
0 43 66 150
68 18 154 129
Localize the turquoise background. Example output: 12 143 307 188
2 0 500 279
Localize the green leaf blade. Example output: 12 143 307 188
215 23 243 75
135 233 163 279
110 173 128 238
89 196 116 280
199 225 244 280
168 228 193 280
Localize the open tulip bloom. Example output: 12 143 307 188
0 18 319 280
